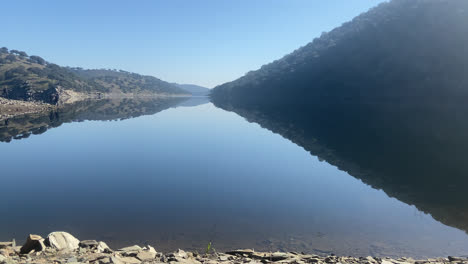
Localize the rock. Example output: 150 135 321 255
68 257 78 263
0 242 12 249
97 242 112 253
111 256 141 264
0 248 14 257
167 249 189 260
80 240 99 248
98 257 112 264
118 245 142 257
449 257 466 262
20 234 46 254
175 249 188 259
136 251 156 261
227 249 255 256
119 245 142 252
0 254 6 262
145 245 156 254
270 252 290 261
46 232 80 251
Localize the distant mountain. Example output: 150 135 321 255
212 0 468 107
174 83 210 96
0 48 189 104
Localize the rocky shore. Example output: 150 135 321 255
0 232 466 264
0 98 52 121
0 92 191 122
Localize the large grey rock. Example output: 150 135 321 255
20 234 45 254
46 232 80 251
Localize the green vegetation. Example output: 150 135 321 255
205 242 212 255
70 68 188 95
0 49 188 104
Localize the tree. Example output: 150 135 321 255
29 55 46 65
18 51 28 57
5 54 16 62
0 47 8 54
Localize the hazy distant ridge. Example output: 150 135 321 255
173 83 210 96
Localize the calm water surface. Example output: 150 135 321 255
1 98 468 258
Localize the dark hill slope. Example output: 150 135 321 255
211 0 468 107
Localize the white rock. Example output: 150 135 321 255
46 232 80 251
97 241 112 253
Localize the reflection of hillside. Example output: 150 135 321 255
213 101 468 234
0 97 189 142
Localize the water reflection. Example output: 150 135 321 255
1 97 468 258
212 100 468 238
0 96 209 142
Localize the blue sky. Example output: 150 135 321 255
2 0 386 88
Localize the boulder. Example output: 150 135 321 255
20 234 45 254
97 242 112 253
79 240 99 249
136 251 156 261
46 232 80 251
118 245 141 257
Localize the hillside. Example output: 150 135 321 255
173 83 210 96
0 48 188 104
211 0 468 107
70 68 189 96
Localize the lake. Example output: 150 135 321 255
1 97 468 258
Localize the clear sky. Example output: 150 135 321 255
2 0 386 88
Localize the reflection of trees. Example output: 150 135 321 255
213 101 468 235
0 97 189 143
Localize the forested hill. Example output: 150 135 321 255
211 0 468 107
69 68 188 96
0 48 188 104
